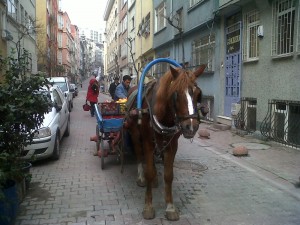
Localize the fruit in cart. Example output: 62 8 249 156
116 98 127 103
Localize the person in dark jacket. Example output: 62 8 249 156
86 76 99 117
108 77 119 100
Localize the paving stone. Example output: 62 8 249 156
15 79 300 225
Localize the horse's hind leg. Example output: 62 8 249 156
164 144 179 221
142 145 156 220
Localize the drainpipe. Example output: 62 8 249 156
171 0 175 60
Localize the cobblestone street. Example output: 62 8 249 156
15 79 300 225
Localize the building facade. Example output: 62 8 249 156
103 0 300 148
5 0 38 74
36 0 58 77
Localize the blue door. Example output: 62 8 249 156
224 22 241 116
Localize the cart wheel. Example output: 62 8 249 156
96 125 100 152
100 137 105 170
119 129 125 173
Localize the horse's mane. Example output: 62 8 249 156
154 68 194 119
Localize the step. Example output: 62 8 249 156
213 123 231 131
216 115 232 126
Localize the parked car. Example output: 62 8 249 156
47 77 74 112
70 83 78 98
22 85 70 161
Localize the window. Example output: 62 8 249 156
155 2 166 32
271 0 296 56
7 0 17 21
144 13 150 37
243 10 260 61
190 0 204 8
120 15 128 33
53 89 63 106
58 50 62 64
121 43 127 59
20 5 25 25
58 15 63 29
155 51 170 77
130 16 135 31
58 33 62 48
121 0 127 7
192 34 215 72
25 53 32 72
176 8 183 34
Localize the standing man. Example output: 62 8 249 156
108 77 119 100
114 75 132 101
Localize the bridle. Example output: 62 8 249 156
149 83 201 136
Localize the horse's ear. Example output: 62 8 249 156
170 66 179 79
194 64 206 77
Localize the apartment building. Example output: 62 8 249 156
5 0 38 74
0 0 8 58
104 0 119 80
57 10 72 76
36 0 58 77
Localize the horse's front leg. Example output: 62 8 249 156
128 125 146 187
164 141 179 221
142 142 156 220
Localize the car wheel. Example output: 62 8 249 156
69 102 72 112
64 117 70 137
51 133 60 160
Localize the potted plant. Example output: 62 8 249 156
0 50 52 224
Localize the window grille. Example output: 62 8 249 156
192 34 215 72
261 99 300 148
271 0 296 56
201 95 214 122
243 10 260 61
234 98 257 132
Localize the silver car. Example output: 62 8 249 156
22 86 70 161
47 77 74 112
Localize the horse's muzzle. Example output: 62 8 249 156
180 119 199 139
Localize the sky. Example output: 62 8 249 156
60 0 108 32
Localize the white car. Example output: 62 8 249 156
47 77 74 112
22 85 70 161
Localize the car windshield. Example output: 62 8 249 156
53 82 67 92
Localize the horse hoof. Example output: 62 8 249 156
143 206 155 220
165 206 179 221
136 179 146 187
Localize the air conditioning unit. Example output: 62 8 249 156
2 29 13 41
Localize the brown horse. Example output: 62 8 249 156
124 65 206 221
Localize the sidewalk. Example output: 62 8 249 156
196 121 300 198
14 77 300 225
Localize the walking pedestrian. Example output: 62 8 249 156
86 76 99 117
108 77 120 100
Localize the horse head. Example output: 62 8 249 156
153 64 206 139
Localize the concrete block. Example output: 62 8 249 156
232 145 248 156
198 129 210 138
